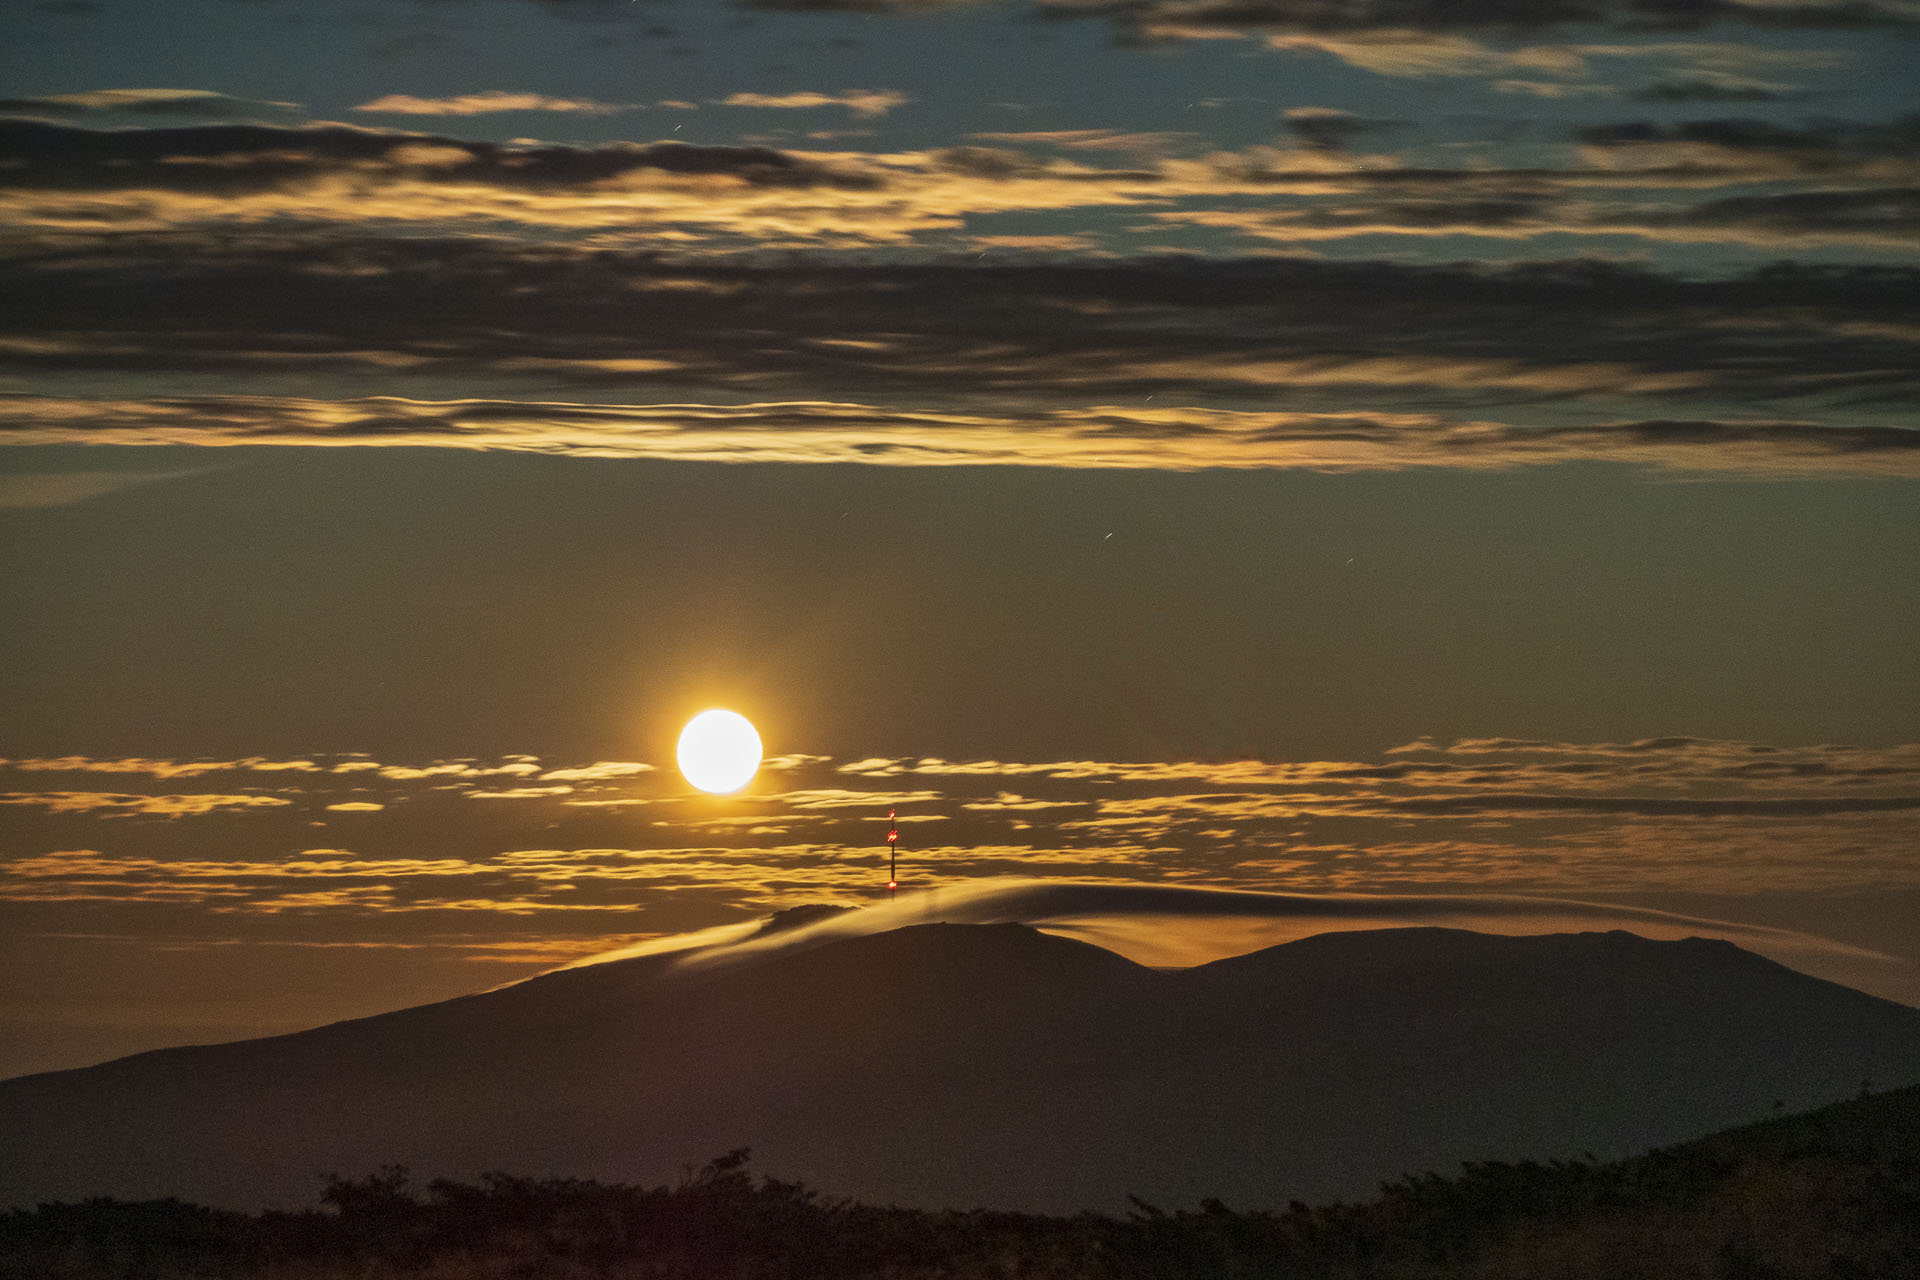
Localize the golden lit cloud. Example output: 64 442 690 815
0 116 1911 266
376 761 542 780
770 788 946 810
1266 31 1587 77
538 761 655 782
1261 32 1849 84
7 394 1913 478
764 753 833 771
0 88 302 121
1 743 1912 935
4 756 320 778
352 92 632 116
0 792 294 817
719 90 909 119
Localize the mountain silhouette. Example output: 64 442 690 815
4 921 1919 1214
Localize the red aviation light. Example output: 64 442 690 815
887 881 898 891
886 830 898 843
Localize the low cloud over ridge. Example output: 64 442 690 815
566 879 1912 1011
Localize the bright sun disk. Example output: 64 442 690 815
676 709 762 794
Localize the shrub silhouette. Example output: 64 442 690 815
4 1087 1919 1279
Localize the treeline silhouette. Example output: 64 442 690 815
6 1087 1918 1279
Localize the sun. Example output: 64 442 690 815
676 709 763 794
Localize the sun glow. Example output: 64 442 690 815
676 709 763 794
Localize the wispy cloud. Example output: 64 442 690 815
351 92 635 116
3 757 324 778
539 762 655 782
1282 107 1405 150
1042 0 1920 44
968 128 1204 155
5 393 1914 477
0 467 221 510
0 120 876 205
1631 76 1801 102
1265 32 1587 77
1260 33 1849 86
373 760 543 781
0 792 294 817
0 89 301 122
0 117 1910 259
720 89 909 118
743 0 1920 33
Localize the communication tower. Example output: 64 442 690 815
885 807 899 898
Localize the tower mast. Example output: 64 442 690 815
886 807 898 899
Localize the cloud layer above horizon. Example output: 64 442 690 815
5 737 1915 940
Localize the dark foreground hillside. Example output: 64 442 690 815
6 1085 1918 1280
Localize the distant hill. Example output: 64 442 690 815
4 922 1919 1214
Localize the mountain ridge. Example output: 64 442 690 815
4 921 1919 1214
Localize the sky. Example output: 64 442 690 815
1 0 1916 1081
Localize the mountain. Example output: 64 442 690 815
4 922 1919 1214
